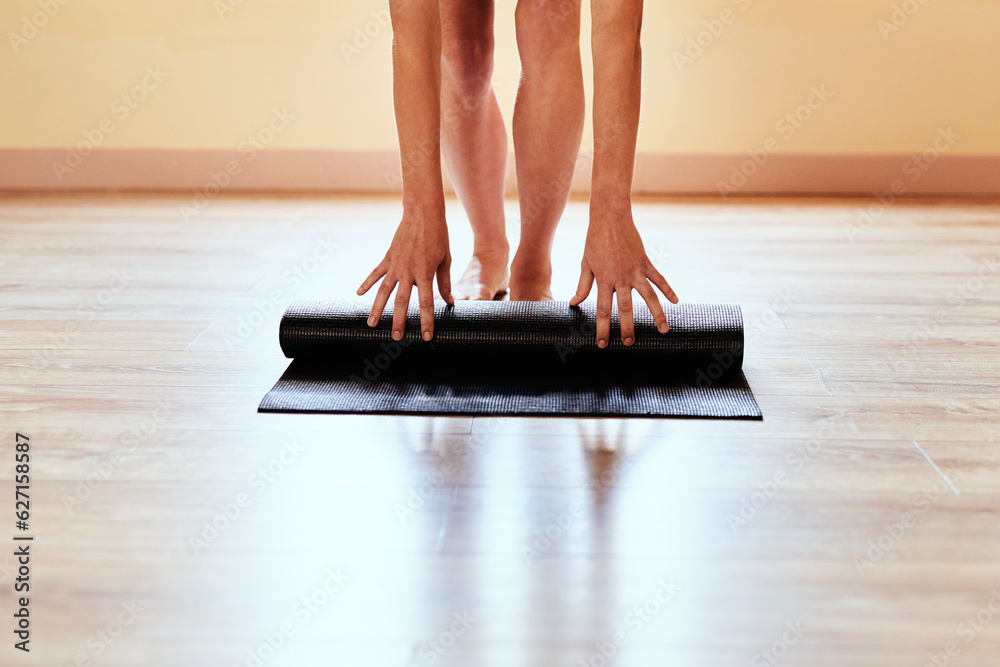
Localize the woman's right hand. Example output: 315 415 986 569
358 205 454 341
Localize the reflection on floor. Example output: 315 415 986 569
1 194 999 666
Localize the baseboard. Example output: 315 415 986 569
2 148 998 197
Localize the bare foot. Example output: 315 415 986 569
509 255 554 301
453 248 510 300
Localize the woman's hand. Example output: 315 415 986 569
569 205 678 348
358 206 454 341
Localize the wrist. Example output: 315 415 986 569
589 192 633 219
402 188 446 222
402 208 447 232
589 169 633 213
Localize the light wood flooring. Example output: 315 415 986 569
1 194 999 666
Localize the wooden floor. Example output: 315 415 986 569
2 194 1000 666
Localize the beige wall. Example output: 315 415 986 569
1 0 999 156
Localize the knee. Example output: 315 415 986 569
515 0 581 64
442 33 494 102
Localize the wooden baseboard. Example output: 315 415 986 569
2 148 998 196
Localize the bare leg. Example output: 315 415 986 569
510 0 585 301
440 0 510 300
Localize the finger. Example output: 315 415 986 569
369 276 396 327
617 286 635 346
437 253 454 306
569 261 595 306
391 281 413 341
417 279 436 341
636 281 669 334
647 265 679 304
595 283 614 349
358 258 388 295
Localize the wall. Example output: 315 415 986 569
2 0 998 193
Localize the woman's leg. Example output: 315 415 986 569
510 0 585 300
440 0 510 300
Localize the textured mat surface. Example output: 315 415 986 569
259 300 761 419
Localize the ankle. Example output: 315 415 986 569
511 249 551 272
510 257 552 282
472 237 509 259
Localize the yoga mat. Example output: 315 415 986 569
258 300 761 419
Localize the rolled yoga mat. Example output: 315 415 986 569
258 300 762 419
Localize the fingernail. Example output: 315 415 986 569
598 339 607 349
422 330 432 341
367 317 376 326
623 337 633 346
658 322 668 333
392 330 402 341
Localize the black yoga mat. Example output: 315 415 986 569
258 300 761 419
